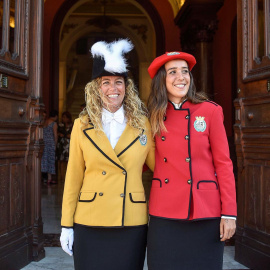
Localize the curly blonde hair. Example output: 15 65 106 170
79 77 147 134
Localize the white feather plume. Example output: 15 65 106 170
91 39 133 73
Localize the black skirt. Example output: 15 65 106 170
147 216 224 270
73 224 147 270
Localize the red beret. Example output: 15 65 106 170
148 52 196 79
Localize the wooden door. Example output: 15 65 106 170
235 0 270 269
0 0 45 269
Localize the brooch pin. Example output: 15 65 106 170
194 116 206 132
139 134 147 146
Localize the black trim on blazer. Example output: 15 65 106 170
197 180 218 190
152 178 162 188
186 108 193 220
129 193 147 203
164 102 193 220
61 226 74 228
168 99 188 110
83 127 127 226
83 127 125 171
73 223 148 229
205 100 218 106
149 214 221 222
121 172 127 226
117 129 145 157
79 192 97 202
117 136 140 157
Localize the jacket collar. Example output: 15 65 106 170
168 99 189 110
83 123 141 169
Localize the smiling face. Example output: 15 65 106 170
165 59 190 104
100 76 125 112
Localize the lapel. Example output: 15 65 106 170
83 124 141 169
114 124 141 158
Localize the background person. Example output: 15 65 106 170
56 111 73 182
41 109 58 185
60 39 155 270
146 51 237 270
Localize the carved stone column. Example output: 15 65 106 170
175 0 224 97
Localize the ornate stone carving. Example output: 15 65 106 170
86 16 121 29
129 24 148 43
61 23 78 41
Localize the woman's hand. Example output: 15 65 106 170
60 228 74 256
220 218 236 241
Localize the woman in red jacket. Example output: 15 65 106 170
147 52 237 270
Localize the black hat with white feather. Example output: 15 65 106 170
91 39 133 80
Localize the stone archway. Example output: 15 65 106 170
50 0 166 112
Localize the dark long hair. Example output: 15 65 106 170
147 65 208 137
62 111 72 124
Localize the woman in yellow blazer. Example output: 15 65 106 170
60 39 154 270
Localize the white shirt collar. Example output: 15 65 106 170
102 105 125 124
171 99 187 109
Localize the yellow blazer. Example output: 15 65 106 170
61 117 155 227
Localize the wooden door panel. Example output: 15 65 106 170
0 163 9 234
10 161 24 228
242 0 270 81
0 0 45 268
0 0 29 77
235 0 270 268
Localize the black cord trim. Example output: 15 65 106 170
168 99 188 110
197 180 218 190
152 178 162 188
83 128 124 171
117 136 140 157
185 108 193 220
149 214 221 222
73 223 148 229
205 100 218 106
122 173 127 226
78 192 97 202
83 127 127 226
129 193 146 203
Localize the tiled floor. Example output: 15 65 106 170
22 247 249 270
22 181 249 270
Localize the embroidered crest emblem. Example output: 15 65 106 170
167 52 180 56
139 134 147 146
194 116 206 132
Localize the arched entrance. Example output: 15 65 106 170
49 0 165 114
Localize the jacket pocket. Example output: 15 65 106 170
197 180 218 190
129 192 146 203
151 178 162 188
79 191 97 202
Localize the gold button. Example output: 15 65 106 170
185 115 189 119
161 136 166 141
120 193 125 197
185 158 190 162
122 171 126 175
164 158 167 162
164 178 169 184
185 135 189 140
187 179 192 184
102 171 106 175
99 192 103 196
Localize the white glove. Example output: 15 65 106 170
60 228 74 256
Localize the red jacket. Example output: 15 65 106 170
149 100 237 220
